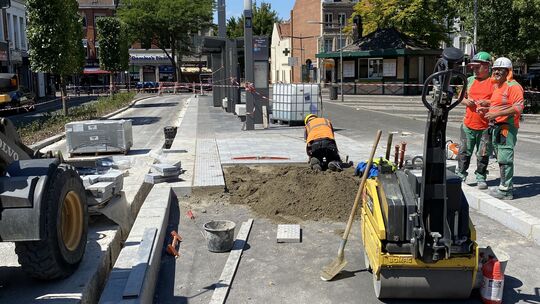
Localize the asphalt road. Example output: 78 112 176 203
8 95 99 127
0 94 189 303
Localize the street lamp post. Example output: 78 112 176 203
244 0 255 130
308 20 345 102
473 0 477 47
339 25 343 103
125 71 130 92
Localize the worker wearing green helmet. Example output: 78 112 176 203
455 51 494 189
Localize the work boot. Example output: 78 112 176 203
477 181 488 190
341 160 354 169
309 158 322 172
455 171 467 183
328 161 343 172
488 187 513 200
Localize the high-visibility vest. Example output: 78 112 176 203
464 76 493 130
490 80 524 128
305 117 334 144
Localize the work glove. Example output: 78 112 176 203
354 162 378 178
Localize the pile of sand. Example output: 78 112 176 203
224 165 360 222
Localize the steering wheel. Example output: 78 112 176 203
421 48 468 114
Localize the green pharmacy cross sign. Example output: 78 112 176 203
283 48 290 56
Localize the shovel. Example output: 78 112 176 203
320 129 382 281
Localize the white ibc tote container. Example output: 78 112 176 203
272 83 320 123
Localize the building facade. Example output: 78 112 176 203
289 0 356 83
289 0 320 83
317 28 441 95
78 0 117 86
270 22 292 83
318 0 356 83
445 20 474 59
0 0 49 97
128 42 210 84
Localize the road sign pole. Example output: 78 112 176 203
244 0 255 130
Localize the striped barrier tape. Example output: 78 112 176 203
0 103 36 113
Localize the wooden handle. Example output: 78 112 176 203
385 133 393 160
341 130 382 241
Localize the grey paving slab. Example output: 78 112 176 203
193 138 225 188
277 224 301 243
166 97 197 196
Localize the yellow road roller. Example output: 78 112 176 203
361 47 479 299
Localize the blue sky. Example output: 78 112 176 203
213 1 293 22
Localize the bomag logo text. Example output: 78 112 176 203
387 256 413 264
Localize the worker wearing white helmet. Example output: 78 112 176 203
485 56 525 200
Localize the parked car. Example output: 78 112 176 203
135 81 159 93
524 70 540 90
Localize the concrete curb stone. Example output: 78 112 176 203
99 185 173 304
532 225 540 245
463 184 540 245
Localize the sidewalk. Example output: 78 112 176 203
175 94 540 246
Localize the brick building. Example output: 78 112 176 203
78 0 118 85
318 0 357 83
289 0 356 83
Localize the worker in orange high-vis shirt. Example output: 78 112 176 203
455 51 494 189
304 114 343 171
485 57 525 200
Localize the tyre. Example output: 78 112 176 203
15 164 88 280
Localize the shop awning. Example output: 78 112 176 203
83 68 110 75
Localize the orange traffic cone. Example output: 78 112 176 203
481 258 504 304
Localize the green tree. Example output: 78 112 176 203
27 0 84 115
227 17 244 38
226 1 281 40
351 0 457 48
452 0 540 62
118 0 213 82
96 17 129 95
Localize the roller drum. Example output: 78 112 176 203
373 268 474 299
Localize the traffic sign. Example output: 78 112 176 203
288 57 298 67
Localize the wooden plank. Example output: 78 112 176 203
262 106 268 129
122 228 157 299
209 219 254 304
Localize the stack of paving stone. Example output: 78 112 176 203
144 162 182 184
82 169 125 206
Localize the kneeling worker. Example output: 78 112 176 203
304 114 342 171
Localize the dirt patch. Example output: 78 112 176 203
223 165 360 222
